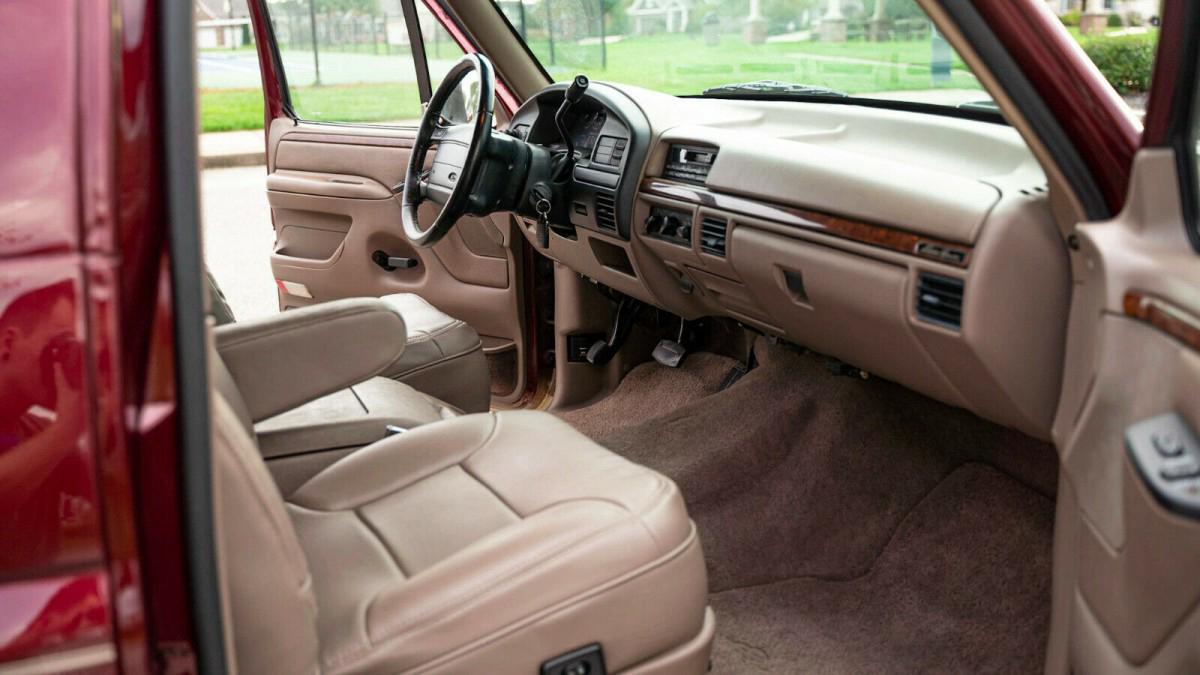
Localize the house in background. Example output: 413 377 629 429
195 0 252 48
1044 0 1161 23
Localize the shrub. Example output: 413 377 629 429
1060 9 1080 27
1107 12 1124 28
1127 11 1144 27
1083 33 1157 94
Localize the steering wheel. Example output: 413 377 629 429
401 53 496 247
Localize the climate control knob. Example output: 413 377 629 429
644 215 664 234
663 215 682 237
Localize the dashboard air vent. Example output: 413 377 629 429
699 217 728 257
594 191 617 233
916 273 964 329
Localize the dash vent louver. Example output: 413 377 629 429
916 273 964 329
699 217 728 257
594 191 617 232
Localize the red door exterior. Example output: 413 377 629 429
0 0 195 671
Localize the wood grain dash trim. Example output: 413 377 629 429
1124 291 1200 353
640 178 973 268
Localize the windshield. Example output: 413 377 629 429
491 0 989 109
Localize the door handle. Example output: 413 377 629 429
373 250 418 272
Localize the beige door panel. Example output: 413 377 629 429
264 119 527 404
1047 149 1200 673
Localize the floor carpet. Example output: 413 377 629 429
556 339 1057 673
556 351 739 440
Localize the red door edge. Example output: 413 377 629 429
969 0 1140 217
1143 0 1188 147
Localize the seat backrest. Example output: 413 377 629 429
211 349 321 674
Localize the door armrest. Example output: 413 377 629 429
215 298 406 422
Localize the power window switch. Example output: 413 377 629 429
1160 459 1200 481
1153 430 1185 457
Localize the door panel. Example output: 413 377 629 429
1047 149 1200 672
265 118 527 403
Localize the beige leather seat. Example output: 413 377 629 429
210 299 715 674
375 293 491 415
212 292 490 490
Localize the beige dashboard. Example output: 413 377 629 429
518 88 1070 439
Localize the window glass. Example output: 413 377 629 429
259 0 465 125
493 0 986 108
491 0 1160 116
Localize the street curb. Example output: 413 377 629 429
202 151 266 169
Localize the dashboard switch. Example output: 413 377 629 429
1154 430 1185 457
1161 459 1200 481
1127 412 1200 519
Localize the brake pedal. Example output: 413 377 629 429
652 339 688 368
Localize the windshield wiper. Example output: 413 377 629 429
957 99 1000 114
700 80 848 98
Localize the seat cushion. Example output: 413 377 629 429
379 293 491 414
285 411 711 674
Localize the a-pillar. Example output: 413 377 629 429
821 0 847 43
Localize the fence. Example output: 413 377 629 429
270 11 405 54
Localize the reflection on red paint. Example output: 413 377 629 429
0 0 82 257
0 571 111 662
0 269 101 574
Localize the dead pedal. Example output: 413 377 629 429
717 362 748 391
652 339 688 368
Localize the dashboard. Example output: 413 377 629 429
508 81 1070 440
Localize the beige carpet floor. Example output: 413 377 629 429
556 338 1057 673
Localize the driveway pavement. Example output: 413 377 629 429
201 165 279 321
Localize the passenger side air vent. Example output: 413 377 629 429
699 217 728 257
594 191 617 233
916 273 964 329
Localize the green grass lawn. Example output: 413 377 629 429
528 32 978 95
200 82 424 132
199 27 1147 133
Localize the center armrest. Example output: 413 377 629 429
215 298 406 422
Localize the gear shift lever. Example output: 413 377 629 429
552 75 589 182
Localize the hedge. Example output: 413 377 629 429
1083 33 1157 94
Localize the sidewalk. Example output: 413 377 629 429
200 129 266 169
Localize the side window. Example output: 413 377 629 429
261 0 464 126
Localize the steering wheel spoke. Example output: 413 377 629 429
400 54 496 248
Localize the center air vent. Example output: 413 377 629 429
916 273 964 329
594 191 617 233
699 217 728 257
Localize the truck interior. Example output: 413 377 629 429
184 0 1200 672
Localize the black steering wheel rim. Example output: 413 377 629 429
401 53 496 247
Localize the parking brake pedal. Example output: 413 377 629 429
586 295 641 365
652 318 690 368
